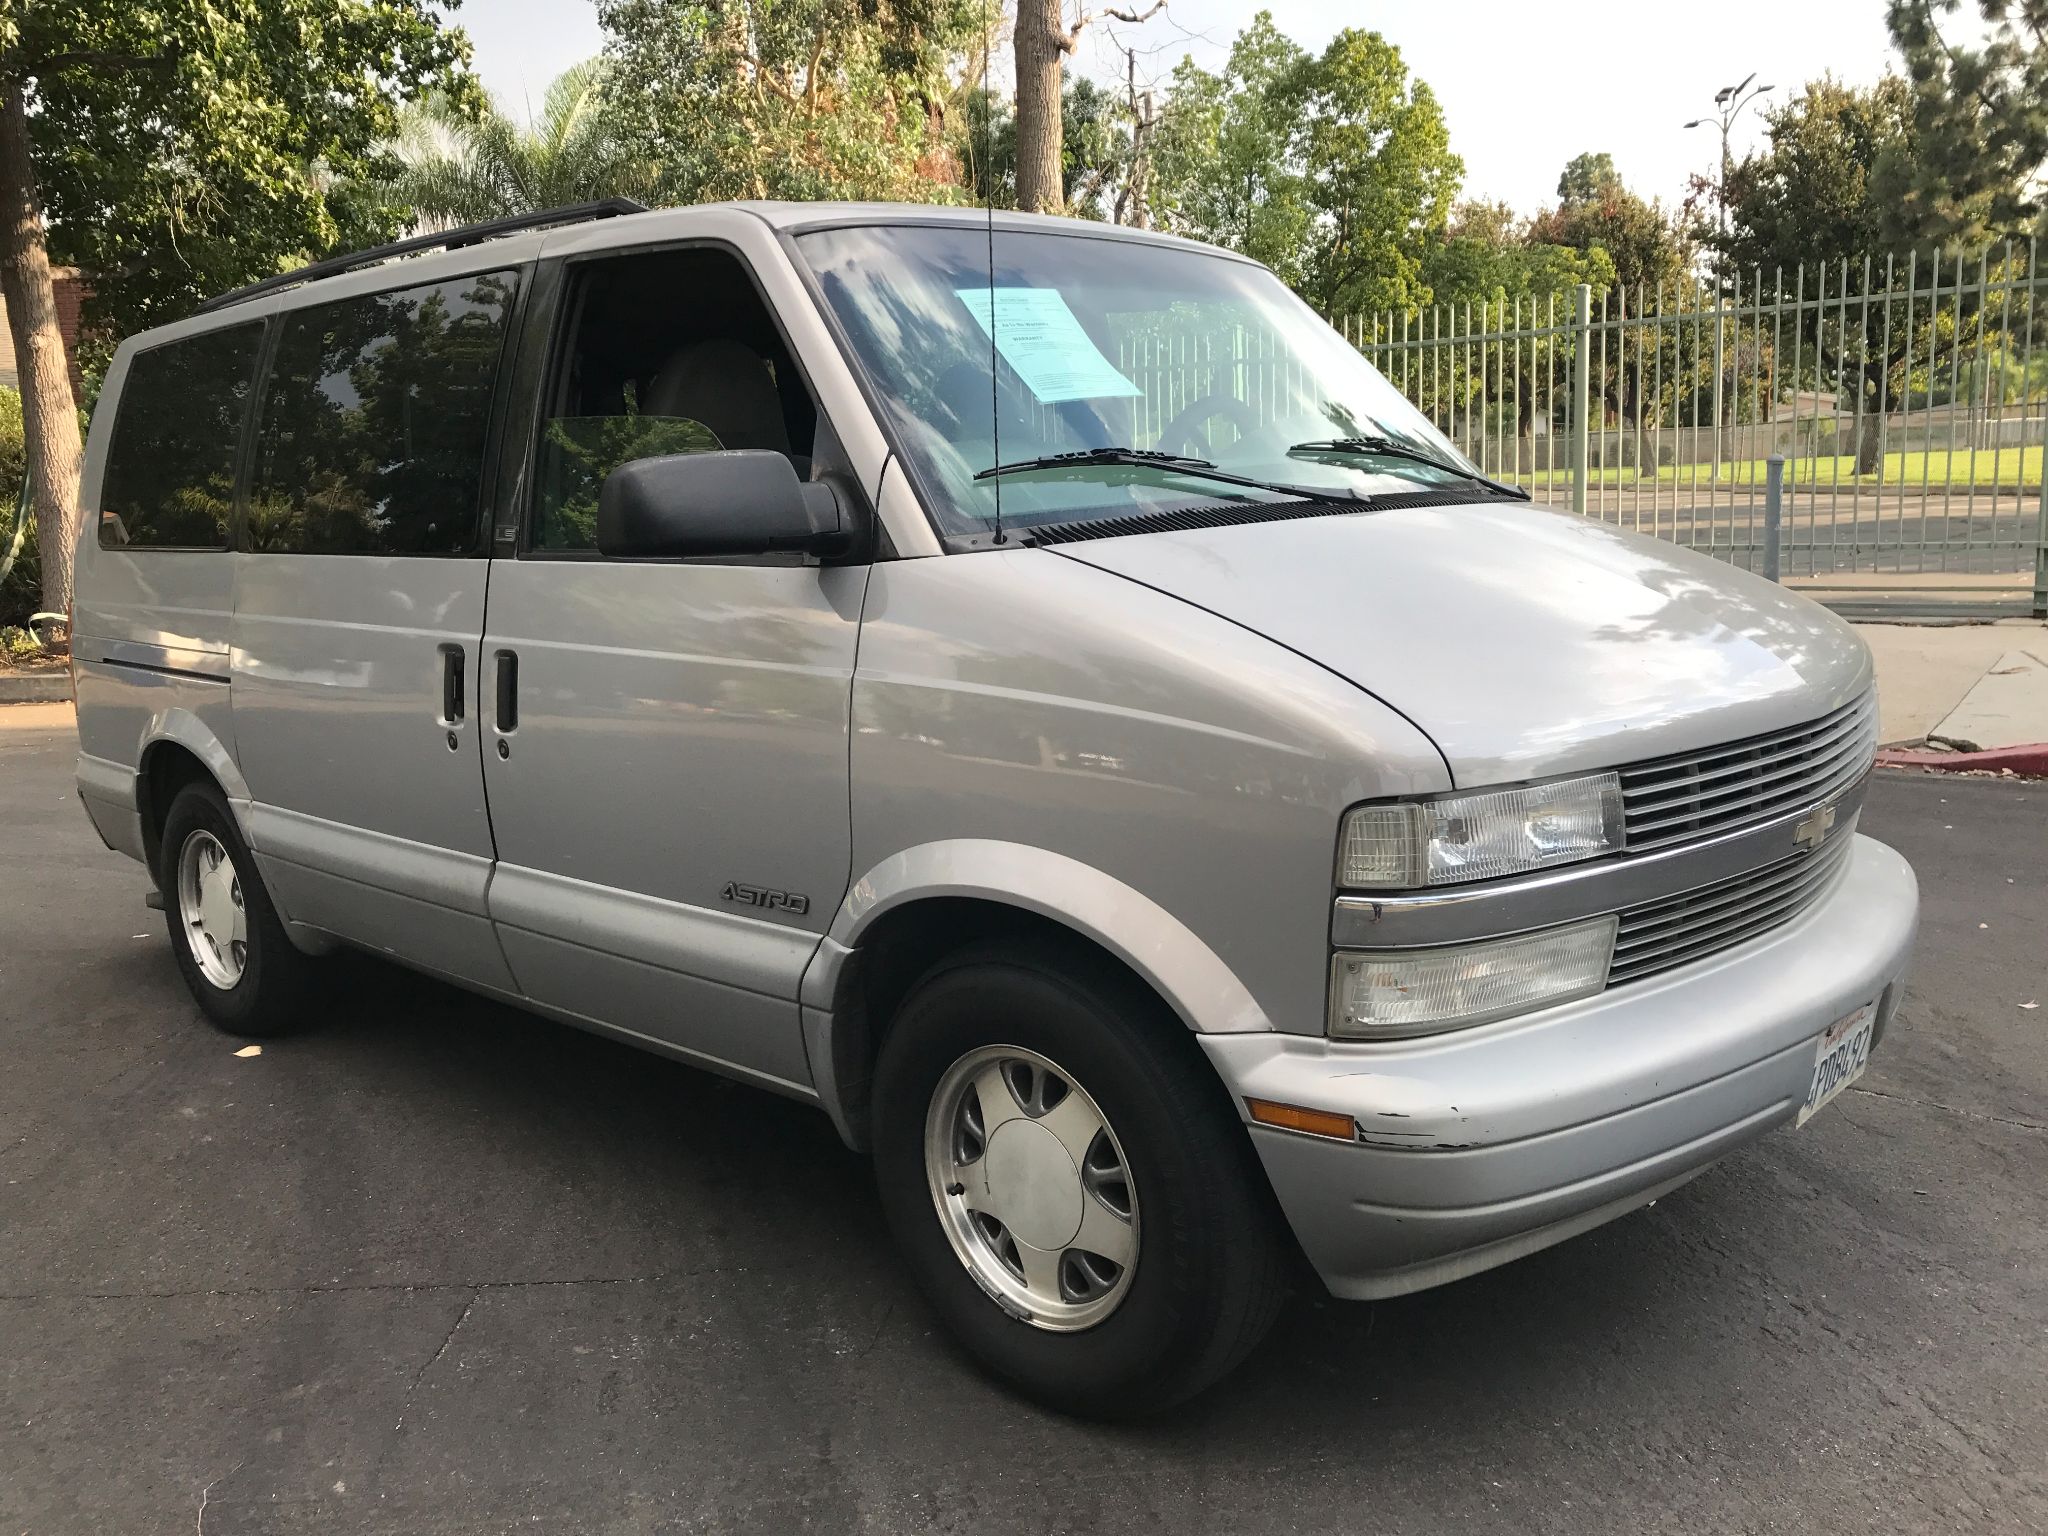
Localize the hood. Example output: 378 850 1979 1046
1050 500 1872 787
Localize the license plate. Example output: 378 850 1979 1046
1797 1001 1876 1127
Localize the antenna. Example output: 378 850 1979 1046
982 0 1004 545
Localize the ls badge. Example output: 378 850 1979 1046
1792 802 1838 852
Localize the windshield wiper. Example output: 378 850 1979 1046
1288 436 1530 500
974 447 1355 504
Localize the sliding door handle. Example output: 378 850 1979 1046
439 643 465 724
494 649 519 734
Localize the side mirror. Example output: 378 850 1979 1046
596 449 846 559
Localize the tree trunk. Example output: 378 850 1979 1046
1855 359 1886 475
0 80 82 617
1013 0 1065 214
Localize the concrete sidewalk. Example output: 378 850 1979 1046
1857 620 2048 765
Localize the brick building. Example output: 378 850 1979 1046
0 268 88 400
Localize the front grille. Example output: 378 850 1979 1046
1618 692 1879 854
1610 833 1854 985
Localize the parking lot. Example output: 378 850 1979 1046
3 701 2045 1534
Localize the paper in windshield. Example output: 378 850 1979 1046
954 286 1142 404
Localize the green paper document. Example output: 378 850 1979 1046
954 286 1142 404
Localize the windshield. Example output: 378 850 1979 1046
795 223 1482 539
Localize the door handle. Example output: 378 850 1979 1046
494 649 519 734
439 644 465 724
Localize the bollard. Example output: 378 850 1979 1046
1763 454 1784 583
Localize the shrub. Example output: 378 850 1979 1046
0 386 36 631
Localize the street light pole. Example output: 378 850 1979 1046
1685 72 1773 240
1685 73 1772 484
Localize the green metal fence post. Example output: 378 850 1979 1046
1711 299 1725 483
2034 429 2047 618
1572 283 1591 517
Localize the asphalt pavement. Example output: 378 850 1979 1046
2 704 2044 1534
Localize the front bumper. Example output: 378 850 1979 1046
1202 833 1918 1300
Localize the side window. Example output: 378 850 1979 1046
98 322 264 549
531 248 817 552
248 270 518 555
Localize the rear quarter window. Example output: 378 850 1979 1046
97 322 265 550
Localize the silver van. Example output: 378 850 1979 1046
70 200 1918 1417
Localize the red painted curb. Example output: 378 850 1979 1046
1879 743 2048 776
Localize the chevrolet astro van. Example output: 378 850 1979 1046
70 200 1918 1417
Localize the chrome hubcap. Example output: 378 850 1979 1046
176 829 247 990
925 1046 1139 1331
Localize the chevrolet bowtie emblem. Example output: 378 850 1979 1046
1793 803 1838 851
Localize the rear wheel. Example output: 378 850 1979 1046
871 939 1289 1418
159 781 314 1037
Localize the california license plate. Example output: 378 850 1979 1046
1797 1001 1876 1127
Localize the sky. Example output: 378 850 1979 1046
456 0 1904 215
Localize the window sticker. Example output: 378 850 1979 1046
953 286 1142 404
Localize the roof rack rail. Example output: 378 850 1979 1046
193 198 651 315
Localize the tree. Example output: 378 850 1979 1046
1419 200 1615 315
0 0 472 615
1715 76 1914 271
1151 16 1459 313
960 76 1131 216
1556 151 1622 206
1010 0 1161 215
1526 159 1691 299
385 61 655 228
1715 76 1988 472
1886 0 2048 243
1151 13 1312 283
1291 29 1462 315
598 0 978 206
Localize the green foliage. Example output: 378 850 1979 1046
1150 14 1459 313
8 0 477 338
0 625 42 660
596 0 979 205
1715 76 1917 272
0 387 33 631
1419 201 1616 316
384 60 657 226
1527 168 1691 299
1556 152 1622 206
535 414 720 550
1151 14 1312 282
1886 0 2048 244
1292 29 1462 314
1704 73 2047 471
958 78 1132 216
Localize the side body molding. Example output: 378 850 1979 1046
803 838 1274 1036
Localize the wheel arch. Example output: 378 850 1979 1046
799 840 1273 1150
135 709 253 880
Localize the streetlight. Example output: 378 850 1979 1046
1687 74 1772 486
1685 72 1774 237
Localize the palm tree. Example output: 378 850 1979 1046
386 60 656 229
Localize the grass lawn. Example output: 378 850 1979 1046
1499 445 2042 491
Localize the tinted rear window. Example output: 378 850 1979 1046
248 270 518 555
98 322 264 549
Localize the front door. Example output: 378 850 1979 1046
477 244 867 1092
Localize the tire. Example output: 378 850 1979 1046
157 780 315 1037
871 937 1289 1418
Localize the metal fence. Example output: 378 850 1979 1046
1338 242 2048 617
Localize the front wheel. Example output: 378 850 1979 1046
871 939 1289 1418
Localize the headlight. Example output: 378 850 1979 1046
1328 916 1617 1039
1338 772 1624 889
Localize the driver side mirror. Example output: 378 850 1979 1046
596 449 847 560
